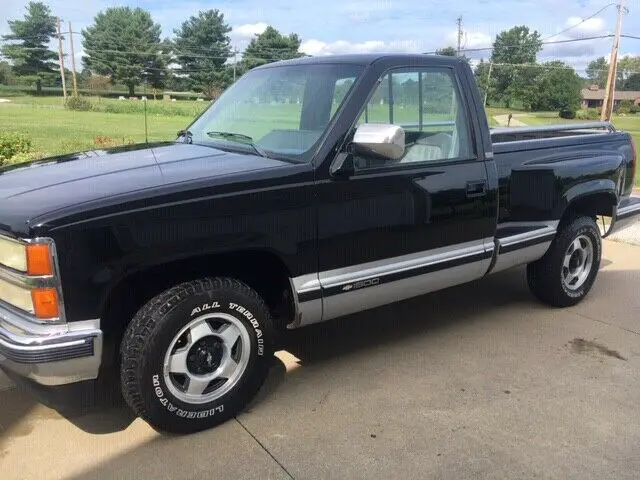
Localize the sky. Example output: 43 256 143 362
2 0 640 75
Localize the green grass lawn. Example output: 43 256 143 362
2 97 639 186
0 103 191 156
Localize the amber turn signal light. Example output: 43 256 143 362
31 288 59 319
27 244 53 276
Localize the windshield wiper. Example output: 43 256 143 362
206 131 271 158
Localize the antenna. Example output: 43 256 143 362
457 16 463 56
144 80 148 144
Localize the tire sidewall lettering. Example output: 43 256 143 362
151 374 225 418
227 301 264 356
148 296 266 416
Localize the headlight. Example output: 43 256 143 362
0 277 35 314
0 236 53 276
0 235 60 321
0 235 27 272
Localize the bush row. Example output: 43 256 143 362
64 95 210 117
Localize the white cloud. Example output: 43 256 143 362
228 22 269 51
340 0 396 22
299 39 420 56
542 16 608 59
562 16 606 39
445 30 493 50
231 23 268 39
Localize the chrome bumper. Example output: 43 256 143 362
0 300 102 386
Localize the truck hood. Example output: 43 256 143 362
0 142 291 232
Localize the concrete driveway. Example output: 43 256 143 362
2 240 640 480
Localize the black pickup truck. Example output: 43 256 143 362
1 54 639 434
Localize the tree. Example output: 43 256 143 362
0 61 16 85
143 38 172 91
586 56 608 88
436 46 457 56
82 7 164 96
531 61 582 112
490 25 542 107
173 9 232 95
618 56 640 90
435 46 470 63
625 73 640 91
1 1 57 94
242 26 304 70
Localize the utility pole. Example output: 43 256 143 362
233 49 238 82
483 62 493 108
56 17 67 100
68 22 78 97
601 0 627 121
456 16 463 57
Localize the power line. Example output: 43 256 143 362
541 3 618 41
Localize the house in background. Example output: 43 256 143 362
581 84 640 109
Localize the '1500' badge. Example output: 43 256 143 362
341 278 380 291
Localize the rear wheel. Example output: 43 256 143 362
527 216 602 307
120 277 273 434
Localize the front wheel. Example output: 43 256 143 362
527 216 602 307
120 278 274 434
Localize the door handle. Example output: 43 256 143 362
466 180 487 198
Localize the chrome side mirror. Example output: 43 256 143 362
352 123 405 160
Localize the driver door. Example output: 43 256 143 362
314 66 495 321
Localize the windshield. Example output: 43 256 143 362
184 63 365 162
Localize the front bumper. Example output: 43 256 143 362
0 300 102 386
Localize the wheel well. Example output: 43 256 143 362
562 192 616 227
99 251 295 365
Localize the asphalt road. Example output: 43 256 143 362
1 239 640 480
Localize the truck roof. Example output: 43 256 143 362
253 53 464 69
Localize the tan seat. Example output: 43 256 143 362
401 133 453 163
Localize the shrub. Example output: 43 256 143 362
576 108 600 120
65 95 93 111
559 108 576 119
617 100 635 115
0 132 32 161
5 151 47 164
630 103 640 114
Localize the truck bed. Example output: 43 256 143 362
489 121 636 225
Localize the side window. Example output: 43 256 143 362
355 69 473 169
331 77 356 117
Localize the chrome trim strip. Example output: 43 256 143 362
491 241 553 274
290 238 494 327
292 273 322 295
0 266 55 289
318 238 491 289
322 260 486 322
0 336 87 352
499 226 557 248
497 220 559 230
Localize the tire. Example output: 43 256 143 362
120 277 273 434
527 216 602 308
